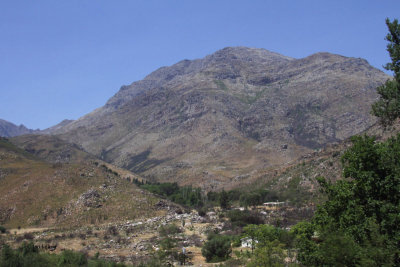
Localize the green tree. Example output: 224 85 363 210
201 235 231 262
247 240 285 267
372 18 400 126
300 135 400 266
58 250 87 266
243 224 258 253
219 190 229 210
242 224 289 266
291 221 321 266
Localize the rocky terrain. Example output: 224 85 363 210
0 133 314 266
0 119 37 137
45 47 390 189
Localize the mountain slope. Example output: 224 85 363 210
0 119 37 137
47 47 390 189
0 136 161 228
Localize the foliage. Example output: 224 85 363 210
219 190 230 210
241 224 292 266
136 179 281 211
0 227 5 234
201 234 232 262
197 207 207 217
158 224 181 237
238 189 275 207
247 240 285 267
0 242 129 267
58 250 87 266
159 237 176 251
227 210 264 229
293 134 400 266
319 135 400 244
243 224 294 250
138 181 204 208
0 242 51 267
372 18 400 126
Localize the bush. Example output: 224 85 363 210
219 190 230 210
159 237 176 250
23 233 34 240
197 207 207 217
0 242 127 267
0 242 51 267
226 210 264 228
58 250 87 266
18 241 38 255
106 226 119 236
201 235 232 262
159 224 181 237
0 226 6 234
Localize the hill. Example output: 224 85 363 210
0 136 161 228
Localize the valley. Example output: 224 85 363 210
1 43 399 266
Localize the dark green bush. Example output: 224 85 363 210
197 207 207 217
201 235 232 262
0 242 51 267
159 224 181 237
0 242 129 267
226 210 263 228
58 250 87 266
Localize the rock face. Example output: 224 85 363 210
48 47 390 189
0 119 37 137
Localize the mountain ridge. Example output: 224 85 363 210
0 119 38 137
44 46 390 189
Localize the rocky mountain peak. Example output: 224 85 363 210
0 119 37 137
206 46 293 63
47 47 390 189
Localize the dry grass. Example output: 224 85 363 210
0 138 161 229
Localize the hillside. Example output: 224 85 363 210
242 117 400 207
46 47 390 189
0 136 162 228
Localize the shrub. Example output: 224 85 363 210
227 210 263 228
106 226 119 236
18 241 38 255
197 207 207 217
23 233 34 240
219 190 230 210
159 237 176 250
58 250 87 266
0 225 6 233
201 235 232 262
159 224 181 237
78 233 86 240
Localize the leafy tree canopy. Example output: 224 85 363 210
372 18 400 126
294 135 400 266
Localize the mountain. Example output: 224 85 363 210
0 119 37 137
10 134 94 164
47 47 390 189
0 136 161 228
41 119 74 134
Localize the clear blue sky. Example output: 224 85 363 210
1 0 399 129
